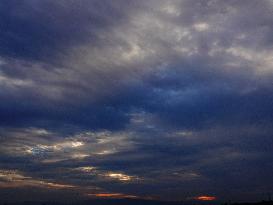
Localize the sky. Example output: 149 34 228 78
0 0 273 203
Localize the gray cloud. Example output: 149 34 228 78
0 0 273 202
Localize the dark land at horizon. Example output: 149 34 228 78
1 199 273 205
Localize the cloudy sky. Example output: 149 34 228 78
0 0 273 203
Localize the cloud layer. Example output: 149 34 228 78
0 0 273 202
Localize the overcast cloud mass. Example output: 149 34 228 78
0 0 273 203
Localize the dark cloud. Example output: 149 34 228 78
0 0 135 63
0 0 273 202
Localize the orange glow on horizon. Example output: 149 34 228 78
88 193 138 199
194 195 216 201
